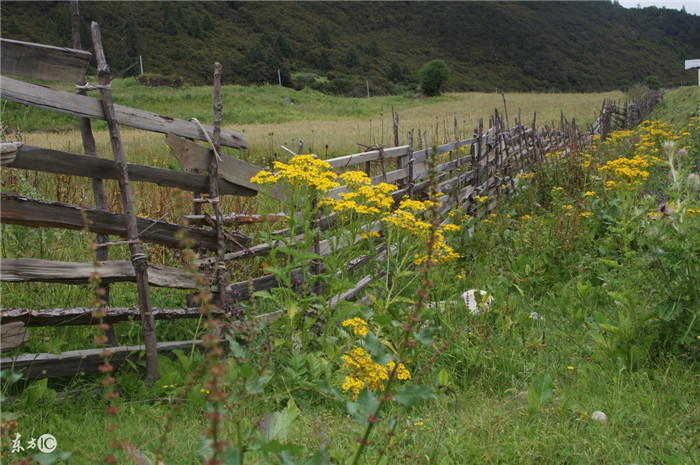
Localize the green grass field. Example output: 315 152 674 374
1 86 699 465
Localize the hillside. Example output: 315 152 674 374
1 1 699 94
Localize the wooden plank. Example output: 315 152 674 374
166 133 279 199
0 38 91 82
0 258 199 289
7 145 256 196
0 194 251 252
0 340 205 379
221 267 305 302
182 213 287 227
0 322 29 352
1 307 220 327
325 145 411 169
1 142 22 165
0 76 247 149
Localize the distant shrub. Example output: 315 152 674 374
419 59 450 96
388 61 404 83
5 17 20 35
318 50 333 72
137 74 184 89
202 13 214 31
643 75 661 90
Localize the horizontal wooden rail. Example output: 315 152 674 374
0 306 219 327
0 339 207 379
0 76 248 149
325 145 411 169
0 194 251 252
1 38 91 83
0 258 198 289
6 145 255 196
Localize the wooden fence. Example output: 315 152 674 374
0 24 662 381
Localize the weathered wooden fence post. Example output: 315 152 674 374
91 22 158 384
210 62 228 306
70 0 115 345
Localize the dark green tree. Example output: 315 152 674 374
643 75 661 90
165 16 178 36
175 3 184 21
5 17 20 35
160 1 173 18
202 13 214 31
344 47 361 69
388 61 403 82
368 39 381 57
419 59 450 96
318 22 332 48
275 33 293 58
188 14 203 38
318 49 333 72
121 16 142 75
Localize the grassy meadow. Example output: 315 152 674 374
1 85 699 465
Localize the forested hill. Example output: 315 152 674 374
2 1 699 94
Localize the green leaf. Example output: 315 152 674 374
305 449 331 465
364 332 392 365
246 373 273 394
171 348 191 371
287 301 299 320
415 328 439 346
22 378 48 406
316 380 343 401
31 451 72 465
253 290 273 300
527 373 553 411
346 388 378 425
392 385 435 406
272 399 300 443
225 334 247 359
0 369 23 384
438 368 450 386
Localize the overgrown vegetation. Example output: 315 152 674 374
1 2 699 94
1 87 699 464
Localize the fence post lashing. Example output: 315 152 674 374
70 1 116 346
210 62 228 307
90 21 159 385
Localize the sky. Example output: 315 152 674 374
617 0 700 16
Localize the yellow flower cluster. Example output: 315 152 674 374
341 347 411 400
320 171 396 216
250 154 340 192
342 317 369 337
599 153 656 185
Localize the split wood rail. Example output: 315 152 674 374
0 30 662 380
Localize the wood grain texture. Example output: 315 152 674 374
0 193 251 252
7 145 256 196
166 133 280 199
0 258 199 289
0 322 29 352
1 38 91 82
0 76 247 149
1 307 219 326
0 340 206 379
